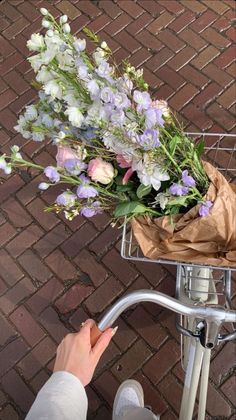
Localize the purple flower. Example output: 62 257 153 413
44 166 60 183
80 201 102 218
78 65 88 80
100 87 114 103
199 200 213 217
169 183 189 196
87 80 100 99
110 109 125 126
182 170 196 187
113 92 131 109
76 174 98 198
96 60 113 80
64 158 87 175
138 129 160 150
133 90 151 113
56 192 77 207
145 108 164 129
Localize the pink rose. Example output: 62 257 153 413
56 146 78 168
88 158 114 184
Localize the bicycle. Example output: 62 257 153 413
91 133 236 420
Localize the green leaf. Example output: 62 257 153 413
116 184 133 192
136 184 152 199
114 201 148 218
168 196 189 207
195 140 205 158
169 135 181 156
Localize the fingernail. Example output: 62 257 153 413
111 326 118 336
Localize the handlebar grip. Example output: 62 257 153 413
91 323 103 347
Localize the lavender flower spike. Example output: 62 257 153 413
138 129 160 150
199 200 213 217
169 183 189 196
182 170 196 187
133 90 151 113
80 201 102 218
77 174 98 198
56 192 77 208
44 166 60 183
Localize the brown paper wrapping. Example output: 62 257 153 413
131 162 236 267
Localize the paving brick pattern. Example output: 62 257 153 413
0 0 235 419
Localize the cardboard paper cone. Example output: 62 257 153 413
131 162 236 267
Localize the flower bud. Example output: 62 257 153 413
42 19 51 28
63 23 71 33
40 8 48 16
60 15 68 24
38 182 50 190
101 41 108 49
47 29 54 37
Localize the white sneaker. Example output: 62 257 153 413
112 379 144 420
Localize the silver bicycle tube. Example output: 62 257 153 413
197 348 211 420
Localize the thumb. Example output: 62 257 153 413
91 328 114 361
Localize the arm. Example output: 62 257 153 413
26 320 115 420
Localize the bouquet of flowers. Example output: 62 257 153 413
1 9 235 266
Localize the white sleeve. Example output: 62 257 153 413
26 371 88 420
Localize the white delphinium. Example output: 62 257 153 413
86 101 109 126
14 115 31 139
24 105 38 121
86 80 100 100
73 38 86 53
36 66 54 84
44 80 63 100
27 33 45 51
28 53 44 72
93 47 105 65
32 132 45 142
64 91 80 107
132 154 169 191
65 107 84 127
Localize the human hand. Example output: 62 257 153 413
53 319 116 386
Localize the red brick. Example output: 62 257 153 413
3 70 29 95
17 1 40 21
2 16 30 40
26 277 64 315
45 249 77 282
27 198 60 231
182 103 212 130
158 373 183 413
169 84 199 111
126 12 154 36
143 68 162 89
159 0 184 14
221 375 236 406
18 250 52 285
202 27 231 49
115 30 140 53
99 0 121 19
103 248 137 285
155 65 184 90
179 27 207 51
113 47 130 65
147 12 175 34
168 46 196 71
93 371 120 408
155 84 174 100
179 64 209 88
193 82 223 108
169 11 195 33
70 15 90 35
89 224 121 256
0 249 24 286
191 45 220 70
138 0 164 17
112 317 137 352
69 306 90 330
0 16 10 31
0 277 36 315
0 313 17 347
0 222 16 247
0 1 22 21
2 197 32 228
0 277 8 296
6 224 43 258
84 276 123 314
61 223 97 258
10 305 45 346
30 370 50 394
211 342 236 385
214 45 236 69
40 307 69 343
159 28 186 53
105 13 132 36
0 88 18 111
136 29 162 52
201 0 230 14
0 129 10 146
0 338 29 377
87 14 111 33
55 282 93 314
0 34 14 59
217 83 236 109
118 0 143 18
190 10 218 33
127 306 168 349
226 27 236 42
34 224 71 258
0 405 19 419
76 0 101 17
207 103 235 131
146 47 174 71
74 249 108 287
2 369 35 413
112 339 153 381
0 108 18 132
9 88 37 114
206 381 232 417
11 33 31 57
143 339 180 384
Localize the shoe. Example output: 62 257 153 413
112 379 144 420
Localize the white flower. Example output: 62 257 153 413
28 54 44 72
101 41 108 49
133 155 169 191
44 80 63 99
27 33 45 51
65 107 84 127
63 23 71 33
64 92 79 106
36 66 54 83
86 80 100 99
38 182 50 190
93 48 105 65
42 19 51 28
60 15 68 24
47 29 54 37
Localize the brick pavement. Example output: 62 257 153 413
0 0 235 419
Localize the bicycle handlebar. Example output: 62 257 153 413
98 290 236 331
